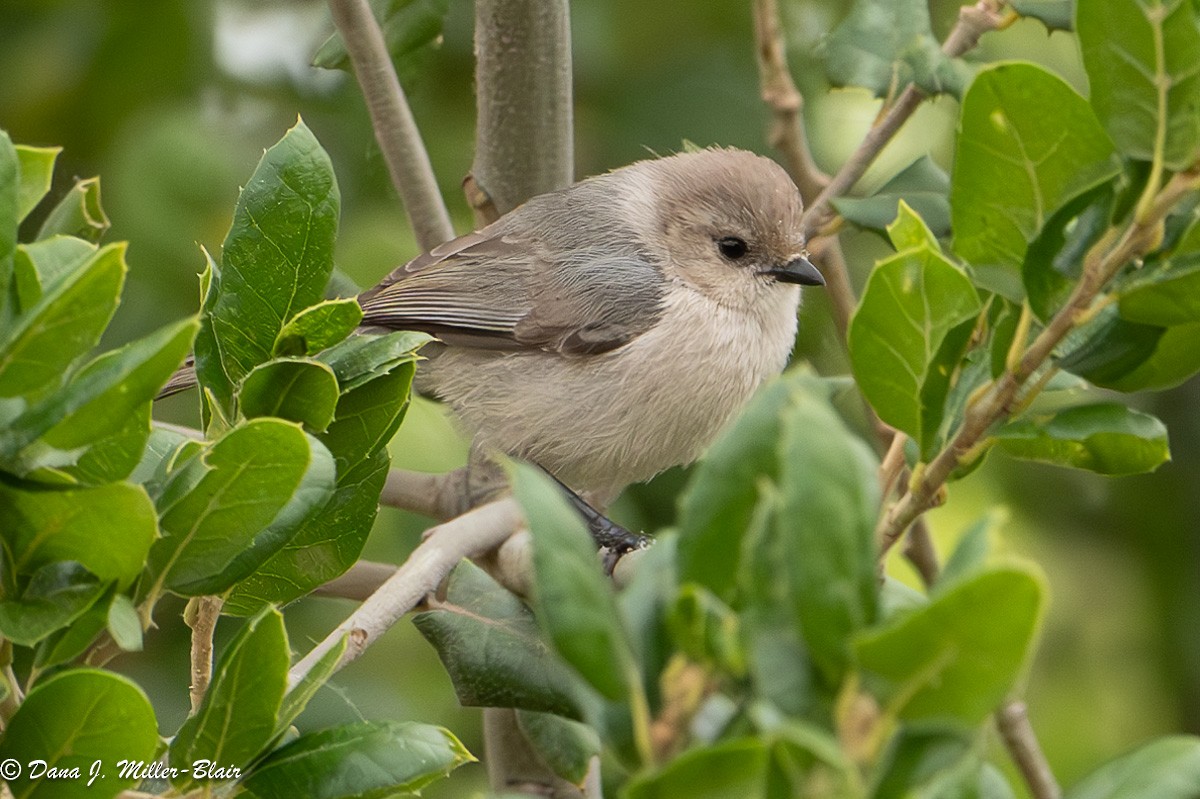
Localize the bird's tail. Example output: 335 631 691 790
157 355 198 399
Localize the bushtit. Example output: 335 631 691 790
358 148 824 506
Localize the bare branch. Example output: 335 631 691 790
287 497 524 690
313 560 397 601
997 700 1062 799
184 595 224 714
752 0 829 203
801 0 1008 237
472 0 575 213
380 467 465 520
328 0 454 249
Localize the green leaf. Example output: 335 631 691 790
624 738 770 799
513 462 635 702
239 358 340 431
1 318 197 471
11 236 96 312
145 418 336 597
40 404 151 486
1119 260 1200 325
314 0 452 73
317 330 429 391
668 584 745 677
0 132 18 316
951 63 1121 275
274 297 363 356
0 669 159 799
516 710 601 786
1024 184 1116 321
774 391 880 687
15 145 60 221
1078 0 1200 169
993 404 1170 476
833 156 952 238
412 561 583 717
938 511 1003 590
0 481 157 587
1011 0 1074 31
848 235 981 456
1058 307 1166 387
242 720 474 799
0 561 107 646
225 363 414 612
870 727 1003 799
0 242 126 400
36 177 110 243
855 564 1046 726
33 594 112 669
106 593 142 652
1105 322 1200 391
1065 736 1200 799
276 636 347 737
677 371 810 600
824 0 972 99
196 120 339 413
170 609 290 791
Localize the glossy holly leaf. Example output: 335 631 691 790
144 418 335 597
194 119 339 415
274 298 363 356
513 462 636 702
993 404 1169 476
833 155 951 238
849 213 981 456
16 144 60 221
1 318 197 473
1011 0 1074 31
11 236 96 313
170 609 289 792
0 242 125 401
824 0 972 99
413 561 583 717
239 358 340 432
224 363 414 613
0 561 107 646
1078 0 1200 169
241 720 474 799
1024 184 1116 321
1065 735 1200 799
0 669 159 799
952 63 1120 280
856 564 1045 725
317 330 429 391
36 177 109 243
1058 306 1165 388
0 480 156 588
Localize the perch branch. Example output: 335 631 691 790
287 497 524 689
380 466 465 520
997 701 1061 799
472 0 575 214
328 0 454 249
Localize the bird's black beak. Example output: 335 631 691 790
764 255 825 286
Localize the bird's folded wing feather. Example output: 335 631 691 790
358 227 666 356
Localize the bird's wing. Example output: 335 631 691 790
358 226 667 356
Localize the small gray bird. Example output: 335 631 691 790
358 148 824 506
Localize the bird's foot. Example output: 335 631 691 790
538 467 652 575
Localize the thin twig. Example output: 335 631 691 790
902 521 940 585
380 467 463 520
878 166 1200 553
751 0 829 204
287 497 524 689
328 0 454 249
801 0 1008 237
185 596 224 714
313 560 397 601
997 701 1061 799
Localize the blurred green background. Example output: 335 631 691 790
1 0 1196 792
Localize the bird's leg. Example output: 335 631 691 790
537 467 652 574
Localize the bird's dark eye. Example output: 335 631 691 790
717 236 749 260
